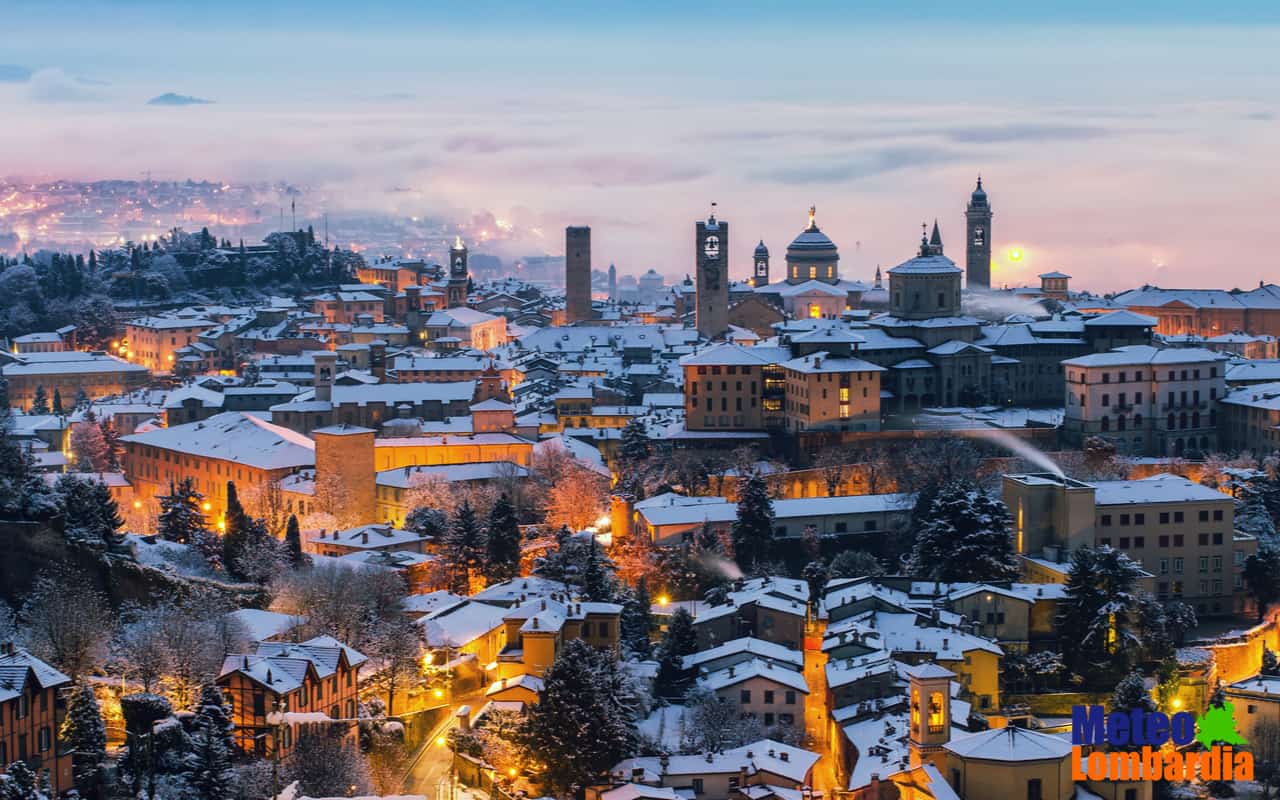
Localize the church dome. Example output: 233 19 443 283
970 176 988 205
786 207 839 258
754 240 769 257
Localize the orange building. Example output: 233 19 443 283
0 645 74 796
120 411 315 522
216 636 366 759
2 351 150 411
124 315 217 373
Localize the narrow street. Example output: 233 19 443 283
804 640 840 797
402 689 487 798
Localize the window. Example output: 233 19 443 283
764 690 775 705
1028 778 1043 800
1199 557 1209 573
1213 533 1223 545
1214 509 1224 521
692 779 704 795
1120 514 1130 526
740 690 751 704
1135 513 1145 525
1101 515 1112 527
38 727 51 752
1175 512 1184 523
1120 537 1130 548
1199 510 1210 522
1134 536 1145 548
1159 535 1169 547
1174 534 1184 546
1198 533 1209 546
785 690 797 704
1159 559 1168 574
1174 558 1184 573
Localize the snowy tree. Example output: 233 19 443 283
908 483 1020 582
270 562 406 651
545 462 608 532
404 505 448 540
580 534 615 601
98 417 123 471
55 474 122 543
828 549 884 579
518 639 637 795
69 414 110 473
484 494 522 584
30 385 49 414
1056 546 1145 683
681 685 765 753
220 481 250 575
72 387 89 411
51 389 64 416
184 685 235 800
802 560 829 611
620 577 654 658
1245 543 1280 621
283 514 308 568
1136 595 1197 662
655 607 697 698
1265 645 1280 677
60 679 107 798
444 500 486 594
0 413 59 520
115 603 173 693
534 529 617 599
364 615 424 715
156 477 210 545
229 516 287 585
285 729 372 798
731 471 774 571
0 760 53 800
1111 670 1156 716
19 565 113 677
620 418 651 464
814 448 854 497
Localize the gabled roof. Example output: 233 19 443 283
122 411 315 470
0 647 71 703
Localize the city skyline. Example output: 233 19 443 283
3 1 1278 291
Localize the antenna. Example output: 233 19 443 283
291 197 296 231
324 213 329 247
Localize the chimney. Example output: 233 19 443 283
361 532 369 545
779 752 789 762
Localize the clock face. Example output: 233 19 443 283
703 234 720 260
756 260 767 275
454 257 463 268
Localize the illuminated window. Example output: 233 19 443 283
808 304 821 319
929 691 946 733
910 689 921 732
839 388 850 402
809 265 817 279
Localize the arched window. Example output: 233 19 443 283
1101 416 1110 432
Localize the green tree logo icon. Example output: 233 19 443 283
1196 701 1249 748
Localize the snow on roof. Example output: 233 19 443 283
1090 473 1231 506
781 352 885 374
416 600 508 648
639 493 912 528
485 674 545 696
307 523 429 549
698 659 810 694
1061 344 1226 368
400 591 467 616
1082 309 1158 327
824 609 1001 660
1227 673 1280 695
682 636 805 671
824 650 898 690
613 739 818 785
943 726 1072 762
1221 381 1280 411
376 462 528 488
2 351 148 377
679 342 778 367
0 647 71 702
600 783 682 800
470 577 570 606
225 609 304 642
280 381 476 409
122 411 315 470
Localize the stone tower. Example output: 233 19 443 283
965 176 992 290
313 424 376 526
447 237 469 308
752 240 770 287
313 351 337 403
906 662 954 769
607 263 617 300
695 206 729 339
565 226 592 324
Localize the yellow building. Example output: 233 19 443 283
780 352 884 432
124 315 217 373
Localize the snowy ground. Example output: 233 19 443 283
637 704 687 750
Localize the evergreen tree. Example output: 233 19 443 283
1111 670 1156 715
51 388 63 416
221 481 249 576
580 534 614 601
802 560 829 612
484 495 522 584
69 414 110 473
444 500 486 594
185 686 234 800
56 474 123 543
655 607 697 697
73 387 89 411
284 514 307 567
1209 679 1227 709
518 639 636 795
1245 543 1280 621
1057 545 1145 682
908 483 1020 582
620 576 653 658
60 679 107 798
0 760 53 800
405 505 448 539
730 471 774 571
828 549 884 579
30 385 49 414
98 417 122 470
157 477 210 545
1265 645 1280 677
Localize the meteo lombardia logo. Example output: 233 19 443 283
1070 703 1254 782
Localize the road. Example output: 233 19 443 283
402 689 487 799
804 640 840 797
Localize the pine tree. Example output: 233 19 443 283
655 607 697 697
731 471 774 571
1111 671 1156 715
1265 646 1280 677
157 478 210 545
56 474 123 543
444 500 486 594
1057 545 1145 682
517 639 636 795
0 760 52 799
185 685 234 800
620 576 653 658
284 514 307 567
908 483 1020 582
221 481 249 577
73 387 89 411
30 385 49 414
98 417 122 470
60 679 107 798
51 388 63 416
484 495 522 584
580 534 614 601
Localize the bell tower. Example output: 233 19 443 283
752 240 770 287
907 662 954 769
695 204 729 339
965 176 992 290
447 236 469 308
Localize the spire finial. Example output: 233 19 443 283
807 205 817 231
709 201 717 222
976 173 983 189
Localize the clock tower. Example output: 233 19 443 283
695 205 729 339
447 236 469 308
965 176 992 290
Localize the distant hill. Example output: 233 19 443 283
147 92 213 106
